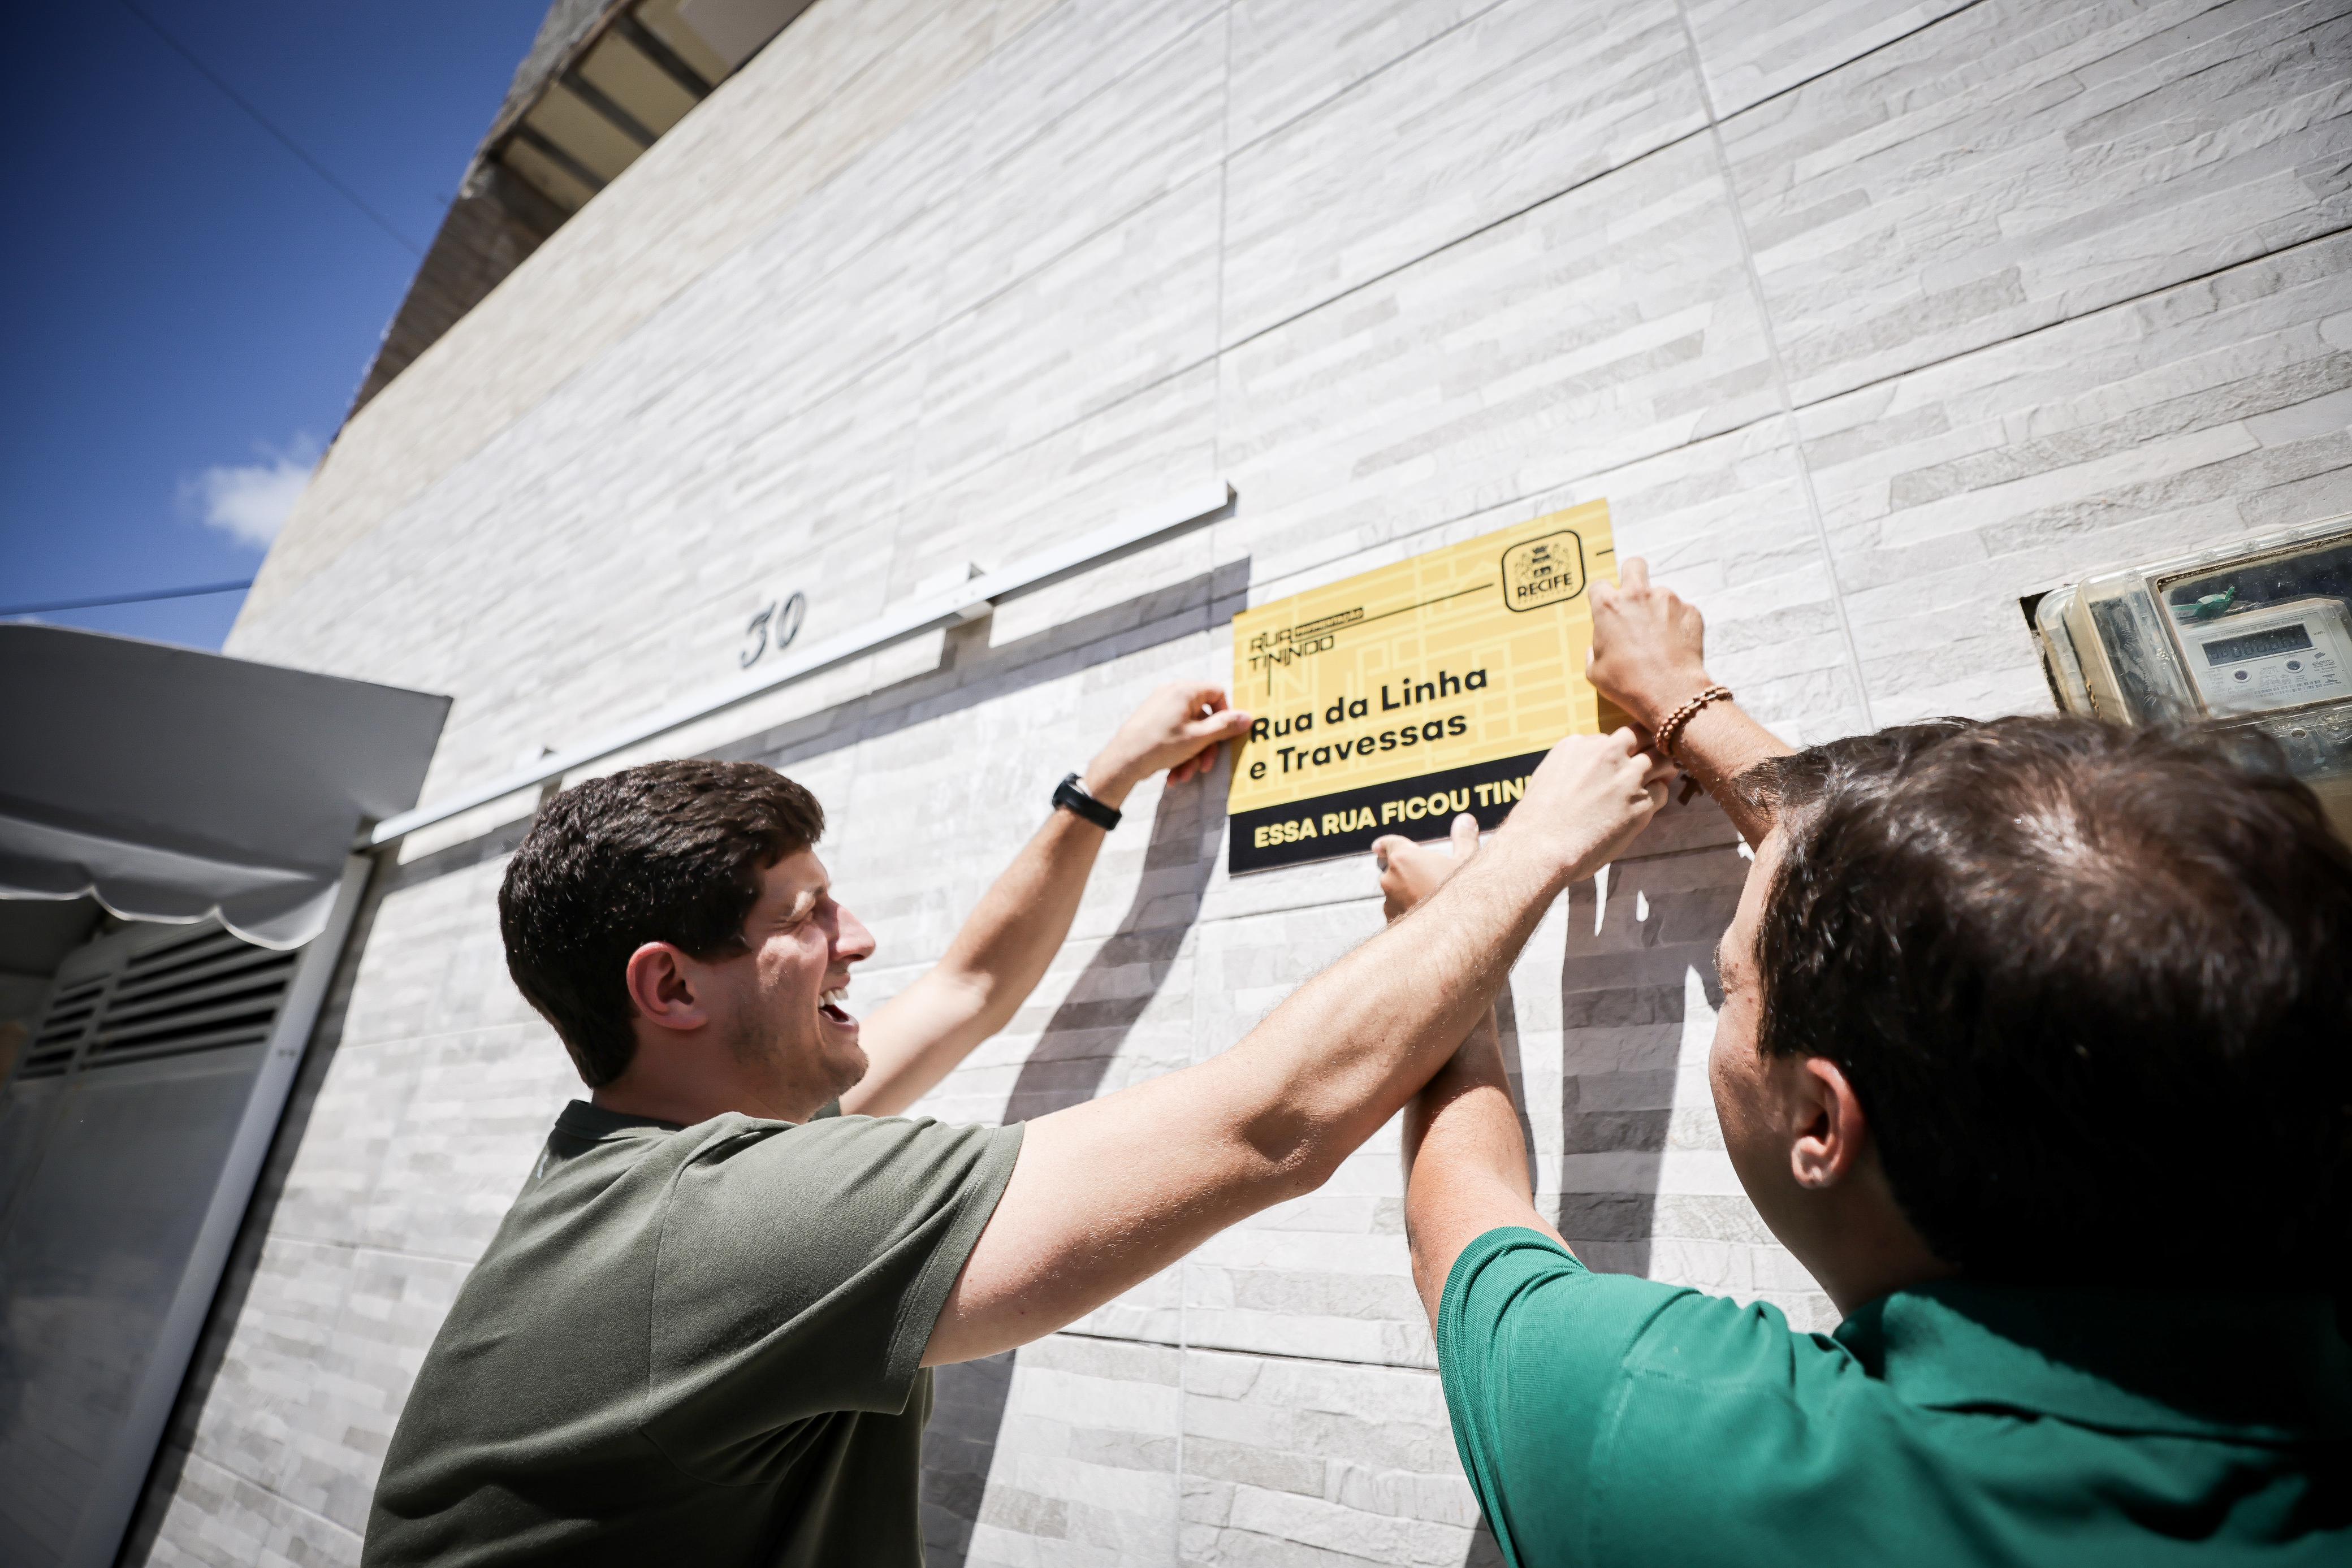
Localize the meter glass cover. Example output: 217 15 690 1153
2032 513 2352 844
2201 622 2315 666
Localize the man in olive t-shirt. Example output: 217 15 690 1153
373 1103 1018 1565
366 681 1676 1564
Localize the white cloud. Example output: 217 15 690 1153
182 435 321 549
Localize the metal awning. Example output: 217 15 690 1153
0 625 448 947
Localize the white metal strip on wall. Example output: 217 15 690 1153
365 479 1235 848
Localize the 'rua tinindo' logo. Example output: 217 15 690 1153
1501 530 1586 612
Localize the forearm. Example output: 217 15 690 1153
1403 1012 1562 1326
844 806 1108 1115
924 833 1570 1365
1666 700 1792 848
1584 561 1796 848
981 782 1565 1168
934 803 1108 1021
852 682 1253 1119
1225 825 1570 1175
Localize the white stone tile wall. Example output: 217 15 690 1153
132 0 2352 1562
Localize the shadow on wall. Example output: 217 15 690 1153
1492 980 1537 1192
1446 820 1752 1568
918 773 1223 1568
1554 830 1746 1279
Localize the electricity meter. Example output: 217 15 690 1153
2031 512 2352 841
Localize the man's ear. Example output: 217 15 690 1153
625 943 708 1034
1789 1055 1869 1191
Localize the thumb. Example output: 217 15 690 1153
1449 812 1480 859
1188 708 1253 740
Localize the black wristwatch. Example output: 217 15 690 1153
1053 772 1122 831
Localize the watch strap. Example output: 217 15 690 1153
1053 772 1122 831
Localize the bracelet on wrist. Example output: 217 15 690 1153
1653 685 1733 758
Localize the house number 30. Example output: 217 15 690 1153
741 591 806 668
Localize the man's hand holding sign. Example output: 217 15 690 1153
1585 557 1788 847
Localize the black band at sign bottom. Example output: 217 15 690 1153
1227 751 1551 873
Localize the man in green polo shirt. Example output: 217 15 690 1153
1378 561 2352 1565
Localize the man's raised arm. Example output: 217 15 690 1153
1386 558 1809 1325
1587 558 1792 847
923 728 1670 1366
1364 816 1568 1322
841 682 1251 1116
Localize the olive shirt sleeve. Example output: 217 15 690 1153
638 1112 1022 1478
1436 1227 1882 1568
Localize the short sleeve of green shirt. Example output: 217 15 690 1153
1436 1227 1878 1568
642 1112 1021 1472
1437 1227 2352 1568
1438 1228 1666 1565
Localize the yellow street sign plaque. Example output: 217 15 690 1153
1226 501 1622 872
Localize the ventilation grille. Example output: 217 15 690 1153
16 926 299 1081
18 977 107 1080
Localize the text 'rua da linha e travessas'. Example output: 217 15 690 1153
1247 668 1492 779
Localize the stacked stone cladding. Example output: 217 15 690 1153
130 0 2352 1563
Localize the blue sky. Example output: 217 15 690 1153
1 1 550 649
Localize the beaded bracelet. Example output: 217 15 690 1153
1653 685 1733 757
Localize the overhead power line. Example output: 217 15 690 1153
0 579 257 617
116 0 425 256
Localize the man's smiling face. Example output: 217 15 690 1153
703 848 876 1108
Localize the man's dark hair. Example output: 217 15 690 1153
498 760 825 1088
1741 715 2352 1287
